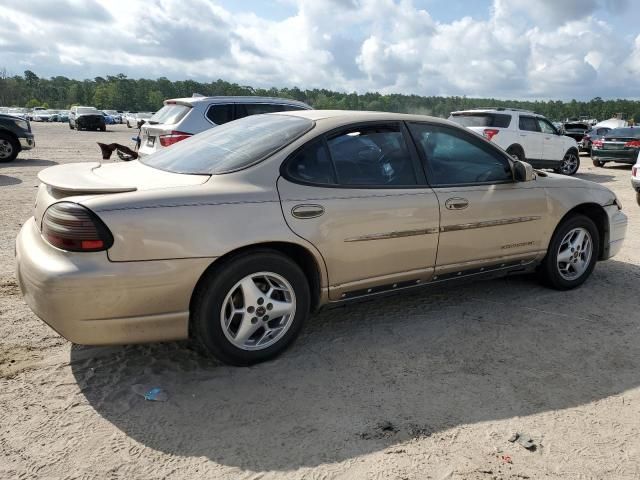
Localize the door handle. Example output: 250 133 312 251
291 204 325 219
445 197 469 210
520 134 527 137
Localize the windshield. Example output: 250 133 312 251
607 128 640 138
141 114 314 174
448 112 511 128
150 104 191 124
77 107 98 114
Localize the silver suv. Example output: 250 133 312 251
138 96 312 156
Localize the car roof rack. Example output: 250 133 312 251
462 107 537 114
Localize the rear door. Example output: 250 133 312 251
277 122 440 300
517 115 544 163
407 122 548 276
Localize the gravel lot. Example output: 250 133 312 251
1 122 639 479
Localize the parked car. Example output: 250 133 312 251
0 113 35 162
580 126 611 153
7 108 28 120
69 106 106 131
137 96 311 156
50 110 70 122
103 110 122 124
100 111 116 125
124 112 138 128
591 127 640 167
15 111 627 365
632 153 640 205
561 122 590 146
449 108 581 175
31 109 55 122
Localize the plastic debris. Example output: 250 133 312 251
508 432 538 451
132 384 168 402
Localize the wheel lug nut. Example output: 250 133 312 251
247 306 255 313
257 298 264 305
267 303 273 310
251 317 257 324
263 315 269 321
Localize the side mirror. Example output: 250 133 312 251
513 160 535 182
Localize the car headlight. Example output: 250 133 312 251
12 119 29 130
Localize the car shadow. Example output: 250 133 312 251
0 175 22 186
71 259 640 471
0 159 58 168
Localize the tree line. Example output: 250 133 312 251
1 69 639 122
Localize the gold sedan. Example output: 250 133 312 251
15 111 627 365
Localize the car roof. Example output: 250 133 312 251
451 107 540 116
166 96 311 108
272 109 457 126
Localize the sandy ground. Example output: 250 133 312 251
1 122 639 480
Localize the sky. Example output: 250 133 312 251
0 0 639 100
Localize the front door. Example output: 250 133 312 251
517 114 544 164
538 117 565 161
407 122 549 277
277 123 440 300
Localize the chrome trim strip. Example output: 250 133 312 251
344 228 439 242
440 216 541 233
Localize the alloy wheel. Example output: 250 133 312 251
0 139 13 159
557 227 593 280
220 272 296 351
560 152 579 174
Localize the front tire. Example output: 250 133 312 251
556 150 580 175
0 133 19 163
538 214 599 290
191 250 310 366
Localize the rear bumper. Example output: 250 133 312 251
15 217 213 345
591 149 637 164
603 205 627 260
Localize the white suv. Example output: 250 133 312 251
138 96 312 156
632 152 640 206
449 108 581 175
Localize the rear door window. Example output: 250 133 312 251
326 125 417 186
206 104 234 125
285 140 336 185
448 113 511 128
519 116 540 132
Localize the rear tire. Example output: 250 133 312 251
538 214 599 290
191 250 310 366
592 159 605 167
506 145 525 162
69 122 74 130
0 133 19 163
100 126 106 132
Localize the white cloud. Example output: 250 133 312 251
0 0 638 99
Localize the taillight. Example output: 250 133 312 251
632 166 637 177
483 128 499 141
159 131 192 147
41 202 113 252
592 139 604 149
624 140 640 148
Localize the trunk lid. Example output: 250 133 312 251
34 161 210 228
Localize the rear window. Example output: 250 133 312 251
448 113 511 128
140 114 314 175
150 105 190 125
607 128 640 138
